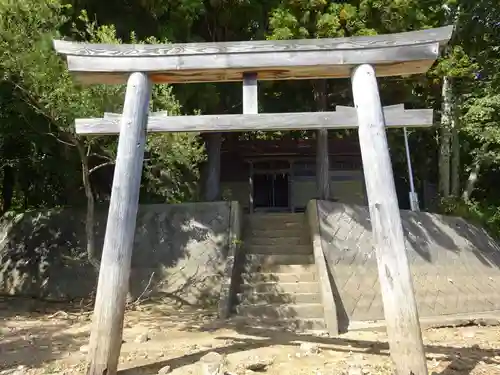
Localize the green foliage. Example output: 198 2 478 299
268 1 376 40
441 197 500 240
464 95 500 149
0 0 204 211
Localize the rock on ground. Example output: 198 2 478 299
200 352 227 375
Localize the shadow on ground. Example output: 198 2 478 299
317 201 500 268
1 299 498 375
0 322 89 370
116 322 500 375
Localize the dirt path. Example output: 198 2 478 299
1 298 500 375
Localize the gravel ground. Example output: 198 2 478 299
1 298 500 375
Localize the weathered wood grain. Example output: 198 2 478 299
75 108 433 135
243 73 258 213
352 64 427 374
54 26 452 56
336 103 404 114
63 60 434 84
314 80 330 201
53 26 453 84
103 111 168 118
243 73 258 114
86 72 151 375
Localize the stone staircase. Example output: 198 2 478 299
233 213 326 331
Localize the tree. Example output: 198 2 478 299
0 0 204 270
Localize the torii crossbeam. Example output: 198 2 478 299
53 25 453 375
76 104 433 135
54 26 452 84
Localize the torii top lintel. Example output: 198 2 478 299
53 26 453 85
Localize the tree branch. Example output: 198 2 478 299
10 80 78 147
89 161 115 175
89 153 114 161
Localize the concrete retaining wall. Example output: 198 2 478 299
0 202 238 307
316 201 500 331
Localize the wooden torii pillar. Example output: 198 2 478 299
54 25 452 375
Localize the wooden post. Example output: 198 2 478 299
243 72 258 114
314 80 330 200
87 72 151 375
243 72 258 213
351 64 427 375
316 129 330 200
204 133 222 201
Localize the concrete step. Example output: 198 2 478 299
237 291 322 305
247 213 305 222
245 228 307 238
230 316 326 331
245 236 310 247
241 281 320 294
236 303 324 319
245 244 312 255
247 215 305 230
236 303 323 319
242 264 317 274
241 272 318 284
248 221 303 231
243 255 314 271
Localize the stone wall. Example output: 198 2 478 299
316 201 500 331
0 202 235 307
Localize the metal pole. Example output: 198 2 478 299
403 127 420 211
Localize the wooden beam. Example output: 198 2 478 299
86 72 151 375
75 107 433 135
104 111 168 119
352 64 427 374
336 103 405 114
53 26 453 84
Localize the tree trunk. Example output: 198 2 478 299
462 161 481 201
204 133 222 201
1 165 14 214
23 190 28 210
451 103 460 196
451 127 460 196
462 157 481 202
76 140 100 271
439 76 452 198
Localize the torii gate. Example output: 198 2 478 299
53 25 452 375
